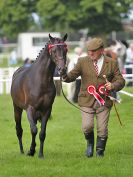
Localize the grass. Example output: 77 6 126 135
0 87 133 177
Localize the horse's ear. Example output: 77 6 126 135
49 34 55 42
63 33 68 42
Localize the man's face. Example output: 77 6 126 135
88 48 104 61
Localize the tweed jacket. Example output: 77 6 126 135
64 55 125 108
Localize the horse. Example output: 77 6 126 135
11 33 68 158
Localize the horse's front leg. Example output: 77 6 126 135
26 106 38 156
38 108 52 158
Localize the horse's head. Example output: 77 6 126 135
48 33 68 75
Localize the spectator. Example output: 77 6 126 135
104 39 117 60
108 40 127 73
9 48 17 65
24 58 33 67
67 47 86 102
104 40 120 100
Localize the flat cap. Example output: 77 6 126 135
87 38 104 51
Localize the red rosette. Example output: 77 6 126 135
87 85 96 95
98 84 109 95
87 85 105 106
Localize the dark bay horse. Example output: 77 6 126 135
11 34 68 158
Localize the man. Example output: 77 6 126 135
62 37 125 157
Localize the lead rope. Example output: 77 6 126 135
60 77 90 114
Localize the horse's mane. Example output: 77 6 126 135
34 37 62 63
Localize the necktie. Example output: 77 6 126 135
93 61 99 75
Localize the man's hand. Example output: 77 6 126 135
104 82 114 90
103 75 114 91
60 68 67 78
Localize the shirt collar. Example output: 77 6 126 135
97 55 104 64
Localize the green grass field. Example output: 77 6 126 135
0 87 133 177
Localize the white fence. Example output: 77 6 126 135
0 67 18 94
124 64 133 82
0 65 133 94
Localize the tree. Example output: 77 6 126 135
0 0 132 40
37 0 84 32
37 0 132 36
0 0 39 40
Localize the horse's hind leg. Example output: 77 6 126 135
26 106 38 156
13 103 24 154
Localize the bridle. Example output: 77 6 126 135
48 42 68 72
48 43 67 50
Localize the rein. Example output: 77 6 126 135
60 77 123 127
60 77 96 114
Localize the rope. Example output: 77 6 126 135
60 77 90 114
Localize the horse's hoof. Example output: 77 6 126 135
38 153 44 159
27 150 35 156
20 150 24 154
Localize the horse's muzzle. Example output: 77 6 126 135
58 67 67 76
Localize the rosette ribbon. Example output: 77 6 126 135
98 85 121 103
87 84 122 126
87 85 105 106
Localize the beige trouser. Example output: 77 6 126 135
80 101 111 137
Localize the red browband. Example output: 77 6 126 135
48 43 67 50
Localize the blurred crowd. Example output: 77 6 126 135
104 39 133 87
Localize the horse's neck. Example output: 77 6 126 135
33 49 55 81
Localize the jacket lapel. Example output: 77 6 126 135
88 58 98 76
